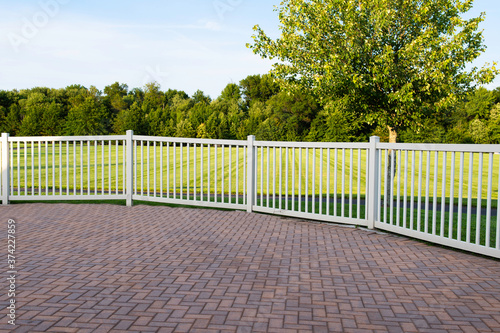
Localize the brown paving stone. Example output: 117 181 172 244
0 203 499 332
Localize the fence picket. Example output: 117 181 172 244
476 153 483 245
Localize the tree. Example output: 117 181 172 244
264 91 319 141
248 0 499 143
113 102 148 135
469 118 489 144
464 87 495 120
104 82 129 115
239 74 280 106
3 104 22 135
18 92 64 136
219 83 242 102
175 119 196 138
488 104 500 143
492 87 500 105
242 101 268 138
0 106 6 132
192 90 212 105
65 87 110 136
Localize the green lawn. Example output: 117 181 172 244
8 141 500 204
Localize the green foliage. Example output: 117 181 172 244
219 83 242 102
249 0 499 142
104 82 130 116
192 90 212 105
399 118 447 143
469 118 489 144
3 104 22 135
307 98 373 142
113 102 148 135
240 74 279 105
262 91 319 141
0 77 499 145
18 92 65 136
175 119 196 138
488 104 500 143
464 87 495 119
65 87 111 136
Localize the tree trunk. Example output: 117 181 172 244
386 126 397 200
388 126 397 144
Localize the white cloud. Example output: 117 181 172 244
198 20 222 31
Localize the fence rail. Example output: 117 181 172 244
1 131 499 258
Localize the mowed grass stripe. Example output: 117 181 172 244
7 142 500 201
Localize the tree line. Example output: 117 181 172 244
0 74 499 144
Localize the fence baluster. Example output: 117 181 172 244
312 148 315 214
25 141 28 196
200 144 204 202
32 141 35 196
440 152 447 237
193 144 197 201
449 152 456 239
221 145 224 203
457 152 464 242
235 145 238 205
166 142 170 199
267 147 270 208
410 150 415 230
357 149 361 219
173 142 177 199
273 147 276 209
154 141 157 198
299 148 303 212
292 148 295 211
497 156 500 249
215 144 218 203
486 153 493 247
279 147 283 211
229 145 232 204
349 149 354 218
320 149 323 215
432 151 439 235
476 153 483 245
390 150 395 225
396 150 401 226
466 153 474 243
342 149 346 218
181 143 184 200
207 144 210 202
327 149 330 216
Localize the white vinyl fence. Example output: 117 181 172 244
1 132 499 258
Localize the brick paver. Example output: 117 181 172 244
1 203 499 332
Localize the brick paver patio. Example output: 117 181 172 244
1 203 499 332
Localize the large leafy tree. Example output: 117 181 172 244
248 0 498 142
240 74 280 107
104 82 130 115
65 87 111 136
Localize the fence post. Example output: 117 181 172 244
126 130 134 207
367 136 380 229
1 133 9 205
247 135 255 213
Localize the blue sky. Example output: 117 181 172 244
1 0 499 99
